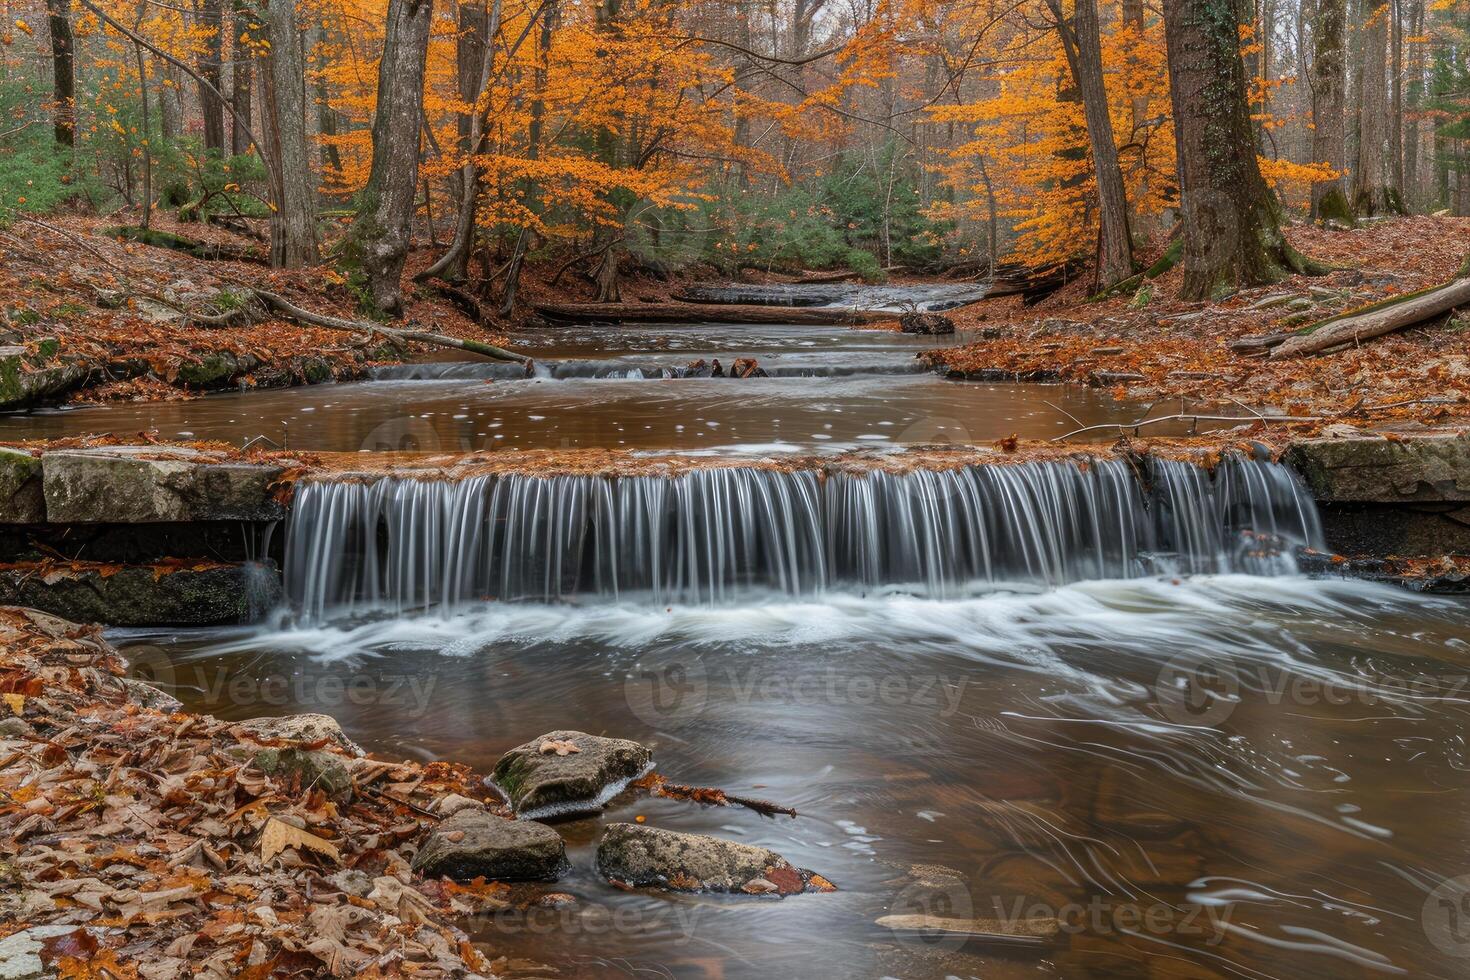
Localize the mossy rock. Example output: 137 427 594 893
175 352 240 388
253 747 354 801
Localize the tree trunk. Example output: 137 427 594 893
1309 0 1349 221
1354 3 1398 213
349 0 435 315
199 0 227 154
45 0 75 147
1161 0 1323 300
263 0 317 267
1048 0 1133 288
1390 0 1403 194
230 1 253 156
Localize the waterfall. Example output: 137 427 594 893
284 455 1324 619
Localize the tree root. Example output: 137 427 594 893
246 288 533 365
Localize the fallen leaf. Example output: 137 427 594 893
259 816 340 864
2 692 24 715
538 739 580 756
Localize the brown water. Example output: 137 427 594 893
115 576 1470 979
0 322 1204 452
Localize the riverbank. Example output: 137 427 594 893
0 214 695 409
0 605 506 976
924 216 1470 428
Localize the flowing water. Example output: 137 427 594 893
0 322 1188 451
22 298 1467 977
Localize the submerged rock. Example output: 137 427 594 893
875 913 1060 944
412 809 568 881
899 312 955 335
490 730 652 818
595 823 835 895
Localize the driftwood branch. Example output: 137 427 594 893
248 289 532 365
1270 275 1470 358
632 772 797 818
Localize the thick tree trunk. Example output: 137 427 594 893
45 0 75 147
263 0 317 267
1354 3 1399 214
1309 0 1349 221
199 0 227 154
1048 0 1133 288
349 0 435 315
230 1 253 156
1161 0 1322 300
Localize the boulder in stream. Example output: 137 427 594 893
898 312 955 335
596 823 835 895
490 730 652 818
412 809 568 881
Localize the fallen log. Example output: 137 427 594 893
103 225 269 264
533 301 895 325
248 288 532 365
1271 275 1470 358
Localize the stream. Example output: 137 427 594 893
13 294 1470 977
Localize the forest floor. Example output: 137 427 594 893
0 211 683 407
0 210 1467 430
924 215 1470 431
0 606 533 977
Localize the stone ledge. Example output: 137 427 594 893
38 446 286 524
1284 430 1470 502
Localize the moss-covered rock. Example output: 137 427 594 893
491 730 651 818
596 823 833 895
0 560 281 626
412 810 567 881
175 352 240 388
0 448 44 523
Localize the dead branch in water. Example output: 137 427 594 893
632 772 798 818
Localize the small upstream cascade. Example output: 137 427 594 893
284 456 1324 620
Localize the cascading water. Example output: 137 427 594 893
284 455 1324 620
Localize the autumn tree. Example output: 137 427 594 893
1355 1 1401 214
1046 0 1132 288
262 0 317 267
1161 0 1324 299
44 0 76 147
1309 0 1350 221
348 0 435 314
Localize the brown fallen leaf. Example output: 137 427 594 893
538 739 580 756
259 816 340 864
